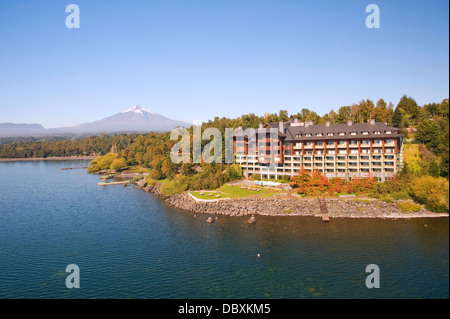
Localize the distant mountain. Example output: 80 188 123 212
0 123 47 137
0 106 190 137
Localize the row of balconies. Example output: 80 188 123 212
244 166 397 174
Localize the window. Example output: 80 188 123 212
339 132 345 136
327 141 335 145
315 156 323 161
316 150 324 154
305 133 312 137
328 150 336 154
326 156 334 161
360 162 370 166
316 133 323 137
316 142 324 146
338 141 346 145
385 131 392 134
327 133 334 136
305 142 313 146
350 132 357 135
350 150 358 154
284 150 291 155
362 131 369 135
285 142 291 147
374 131 381 135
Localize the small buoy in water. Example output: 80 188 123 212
424 224 428 227
257 254 261 258
206 217 214 224
247 216 257 224
194 215 197 218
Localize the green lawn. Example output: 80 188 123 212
190 184 281 200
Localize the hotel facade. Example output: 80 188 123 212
233 119 403 182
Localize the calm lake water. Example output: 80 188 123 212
0 161 448 299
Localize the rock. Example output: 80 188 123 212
206 217 214 224
247 216 257 224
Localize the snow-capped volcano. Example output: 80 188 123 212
121 105 155 115
60 105 189 134
0 105 190 136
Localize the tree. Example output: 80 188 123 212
110 157 127 170
416 120 444 153
437 98 449 118
161 158 177 178
396 95 420 123
278 110 289 122
358 99 375 122
371 98 392 123
336 106 352 123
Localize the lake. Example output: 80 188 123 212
0 160 448 299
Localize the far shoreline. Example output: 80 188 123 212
0 156 97 162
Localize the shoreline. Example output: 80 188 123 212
0 156 96 162
135 180 449 220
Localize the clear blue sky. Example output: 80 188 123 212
0 0 448 128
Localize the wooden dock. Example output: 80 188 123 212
61 167 88 170
97 180 131 186
318 198 330 222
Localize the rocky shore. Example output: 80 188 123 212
135 180 449 219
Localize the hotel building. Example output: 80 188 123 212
233 119 403 182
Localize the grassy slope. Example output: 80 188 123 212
190 184 281 200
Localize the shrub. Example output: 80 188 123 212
409 176 449 212
397 201 422 213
